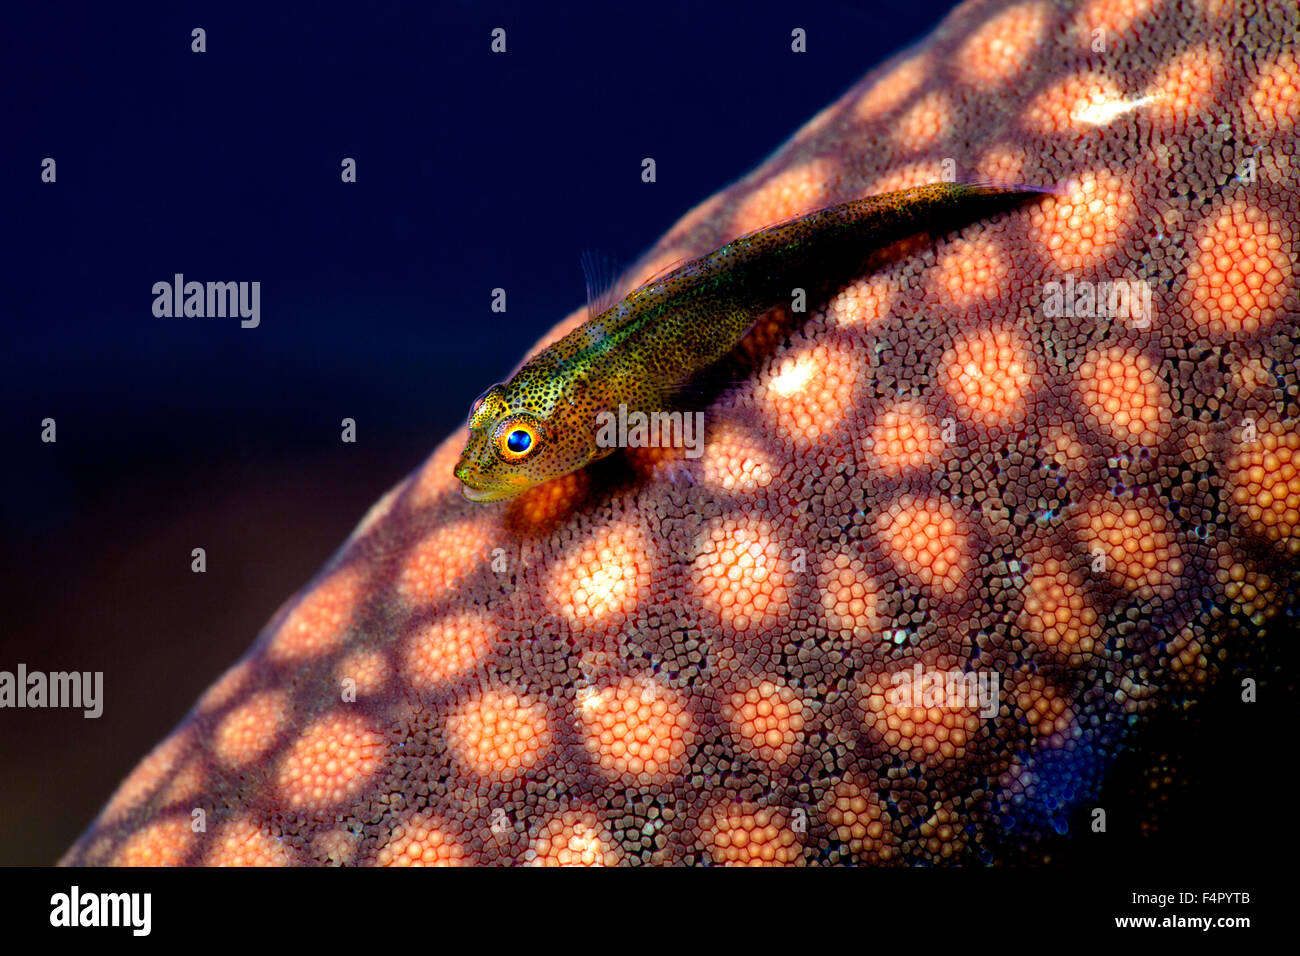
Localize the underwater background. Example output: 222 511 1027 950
3 0 965 864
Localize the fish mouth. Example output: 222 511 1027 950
454 453 529 503
459 481 517 503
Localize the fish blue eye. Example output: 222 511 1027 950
507 429 532 453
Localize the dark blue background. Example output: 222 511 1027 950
5 0 960 491
2 0 958 863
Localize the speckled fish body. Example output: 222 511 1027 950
455 182 1050 502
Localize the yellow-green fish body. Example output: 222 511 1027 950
455 182 1049 502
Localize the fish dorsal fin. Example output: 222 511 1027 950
631 254 690 290
580 248 623 320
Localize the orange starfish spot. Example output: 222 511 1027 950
213 689 289 769
919 805 969 860
268 564 364 661
853 54 930 122
1018 556 1101 658
113 813 195 866
762 343 859 445
732 159 836 235
1184 201 1293 335
821 778 895 862
101 729 195 825
276 712 386 809
956 2 1049 88
692 516 792 634
1074 0 1159 38
577 677 693 782
724 678 807 767
526 810 621 866
826 274 893 328
974 143 1031 186
1076 346 1170 446
892 91 952 151
506 470 589 534
875 496 972 597
1013 675 1074 739
375 811 468 866
1245 49 1300 134
197 659 253 714
819 551 883 641
700 421 775 494
699 804 803 866
446 689 552 782
870 161 950 193
864 400 946 474
206 817 291 866
1077 495 1184 598
941 328 1035 425
1031 171 1136 269
859 670 982 766
932 234 1009 307
399 519 496 607
1228 419 1300 553
404 612 497 687
1042 422 1089 476
159 756 205 806
335 648 387 697
1146 45 1221 127
1025 72 1125 133
547 520 650 630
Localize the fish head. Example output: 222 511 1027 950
454 377 597 502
